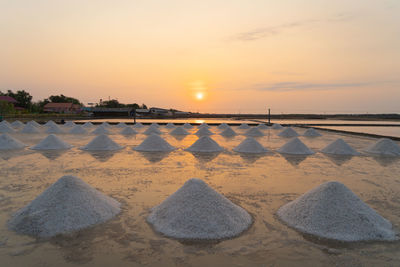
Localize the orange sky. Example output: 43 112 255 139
1 0 399 113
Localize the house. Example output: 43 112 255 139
0 96 24 111
43 103 81 113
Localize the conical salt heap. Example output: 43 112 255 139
115 122 127 128
165 123 175 129
20 124 40 134
147 178 252 240
272 123 283 130
69 125 88 135
198 123 209 129
321 138 360 156
31 134 72 150
233 137 268 154
11 120 25 128
186 136 223 153
101 122 111 128
278 127 299 138
150 123 160 128
63 121 75 127
238 123 250 129
303 128 322 137
218 123 229 130
183 123 193 129
120 127 137 135
81 134 123 151
45 124 64 134
92 125 111 135
0 123 16 133
134 134 175 152
0 120 11 127
82 122 94 128
27 120 41 128
8 175 121 238
364 138 400 156
133 122 144 129
244 127 264 137
0 134 26 150
277 137 314 155
195 127 213 136
170 126 189 136
44 120 57 127
144 126 162 135
277 181 397 242
220 127 237 137
257 124 269 130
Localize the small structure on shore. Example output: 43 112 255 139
31 134 72 150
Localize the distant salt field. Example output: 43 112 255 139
0 122 400 266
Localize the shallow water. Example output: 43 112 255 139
0 125 399 266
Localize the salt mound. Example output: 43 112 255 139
31 134 72 150
220 127 237 137
303 128 322 137
0 134 26 150
272 123 283 129
0 123 16 133
277 181 397 242
233 137 268 154
257 124 269 130
278 127 299 138
195 127 213 136
244 127 264 137
198 123 209 129
101 122 111 128
20 124 40 134
63 121 75 127
321 138 360 156
277 137 314 155
69 125 88 135
44 120 57 127
150 123 160 128
364 138 400 156
120 127 137 135
238 123 250 129
147 178 252 240
115 122 127 128
11 120 25 128
165 123 175 129
27 120 41 128
81 134 123 151
183 123 193 129
186 136 223 153
134 134 175 152
218 123 229 130
143 127 162 135
8 175 121 238
45 124 64 134
170 126 189 136
0 120 11 127
133 122 144 128
82 122 94 128
92 125 111 135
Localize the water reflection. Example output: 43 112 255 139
37 150 68 160
372 156 400 167
189 152 221 163
0 149 33 161
137 151 171 163
85 151 118 162
171 135 187 141
324 154 354 166
280 154 309 166
238 153 267 164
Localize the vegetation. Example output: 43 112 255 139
96 99 147 109
0 100 16 115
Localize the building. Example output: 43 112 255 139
43 103 81 113
0 96 24 111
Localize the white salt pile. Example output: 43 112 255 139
278 127 299 138
233 137 268 154
81 134 123 151
115 122 127 128
195 127 213 136
11 120 25 128
69 125 88 135
170 126 189 136
272 123 283 129
183 123 193 129
150 123 160 128
0 120 11 127
147 178 252 240
186 136 223 153
218 123 229 130
45 124 64 134
277 181 397 242
277 137 314 155
134 134 175 152
44 120 57 127
238 123 250 129
82 122 94 128
101 122 111 128
27 120 41 128
8 175 121 238
63 121 76 127
133 122 144 128
120 127 137 135
165 123 175 129
244 127 264 137
257 124 269 130
31 134 72 150
303 128 322 137
321 138 360 156
0 134 26 150
143 127 162 135
220 127 237 137
0 123 16 133
92 125 111 135
364 138 400 156
20 124 40 134
198 123 209 129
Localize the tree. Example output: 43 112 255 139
0 90 33 109
141 104 147 109
100 99 124 108
0 100 15 115
48 94 81 105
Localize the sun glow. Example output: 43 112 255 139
196 92 204 100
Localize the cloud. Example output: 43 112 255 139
231 13 354 42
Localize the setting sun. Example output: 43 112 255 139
196 92 204 100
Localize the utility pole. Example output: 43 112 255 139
268 108 271 125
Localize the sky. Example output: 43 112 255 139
1 0 399 114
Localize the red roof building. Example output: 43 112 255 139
0 96 18 104
43 103 81 113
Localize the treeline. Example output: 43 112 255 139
96 99 147 109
